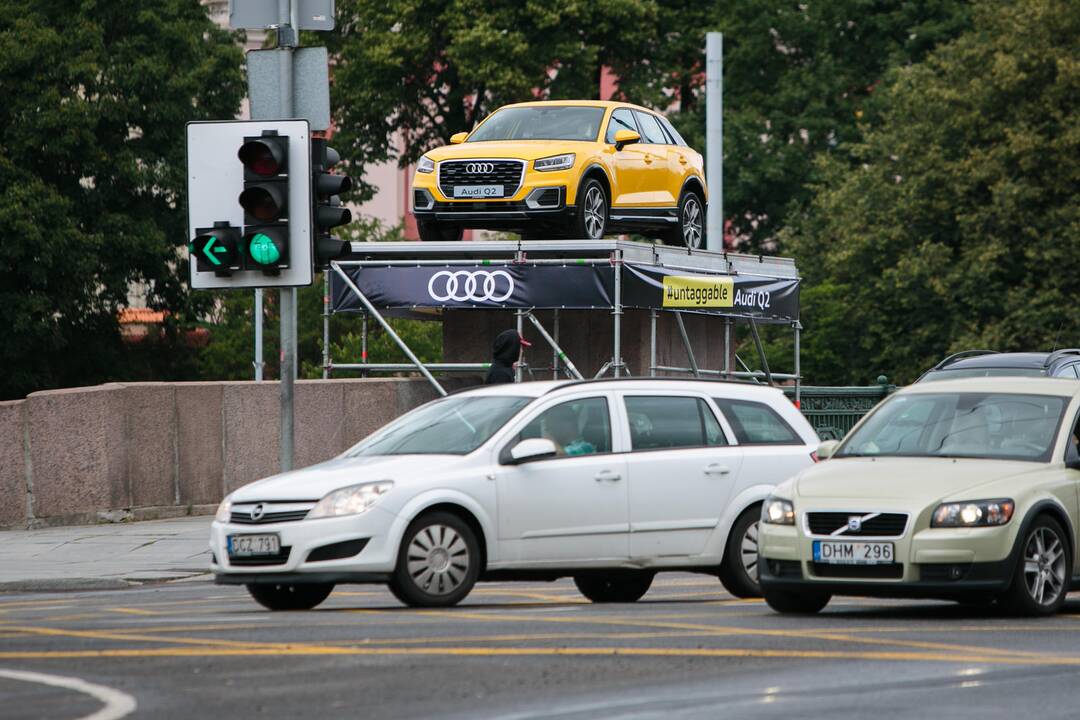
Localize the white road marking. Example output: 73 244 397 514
0 668 137 720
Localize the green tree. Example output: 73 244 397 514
0 0 245 400
786 0 1080 385
328 0 657 199
618 0 971 252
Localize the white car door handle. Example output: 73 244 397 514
594 470 622 482
704 464 730 476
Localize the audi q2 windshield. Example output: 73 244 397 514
345 396 531 456
468 107 606 142
837 392 1066 462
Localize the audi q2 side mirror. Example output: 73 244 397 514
450 132 468 145
613 129 640 151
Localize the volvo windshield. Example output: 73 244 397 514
837 392 1066 462
345 395 531 456
467 106 606 142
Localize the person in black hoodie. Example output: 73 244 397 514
484 329 530 384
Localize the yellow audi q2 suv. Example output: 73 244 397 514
410 101 707 246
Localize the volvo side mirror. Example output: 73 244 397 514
817 440 841 460
506 438 558 465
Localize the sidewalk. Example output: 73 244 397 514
0 516 213 592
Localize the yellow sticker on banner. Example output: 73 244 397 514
662 275 734 307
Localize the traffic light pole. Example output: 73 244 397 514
277 0 298 472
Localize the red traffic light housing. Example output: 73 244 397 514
238 131 291 273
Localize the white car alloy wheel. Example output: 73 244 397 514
1023 525 1067 607
741 520 760 582
407 524 470 596
681 194 703 248
583 185 606 239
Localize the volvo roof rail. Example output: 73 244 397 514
931 350 999 371
1044 348 1080 367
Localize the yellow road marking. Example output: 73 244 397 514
107 607 160 616
0 645 1079 665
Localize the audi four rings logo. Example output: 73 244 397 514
465 162 494 174
428 270 515 302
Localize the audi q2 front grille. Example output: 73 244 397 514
438 160 524 199
807 512 908 537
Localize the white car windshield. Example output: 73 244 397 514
467 107 605 142
345 395 531 456
837 392 1066 462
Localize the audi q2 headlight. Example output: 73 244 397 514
417 156 435 174
534 153 575 172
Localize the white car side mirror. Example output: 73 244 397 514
508 438 558 464
817 439 841 460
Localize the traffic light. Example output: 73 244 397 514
187 119 312 289
239 131 291 274
190 222 241 275
311 138 351 269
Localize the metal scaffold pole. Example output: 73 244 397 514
706 32 723 252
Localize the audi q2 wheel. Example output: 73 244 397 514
417 220 464 242
389 512 480 608
719 506 763 598
571 178 608 240
664 190 705 248
1000 515 1070 617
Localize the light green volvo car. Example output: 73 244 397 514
758 377 1080 616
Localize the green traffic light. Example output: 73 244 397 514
248 233 281 265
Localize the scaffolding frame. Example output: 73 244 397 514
323 239 802 405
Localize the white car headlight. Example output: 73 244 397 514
931 498 1014 528
417 156 435 174
214 497 231 523
307 481 393 519
762 497 795 525
534 153 575 172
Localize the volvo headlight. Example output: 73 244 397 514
214 497 231 523
308 481 393 519
931 499 1014 528
417 156 435 174
534 153 575 172
762 497 795 525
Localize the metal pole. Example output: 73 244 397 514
361 312 368 377
706 32 723 251
649 310 658 377
525 312 584 380
515 309 524 383
552 309 560 380
723 318 732 379
277 0 297 472
748 318 774 386
322 272 330 379
794 320 802 407
674 311 701 378
331 262 447 396
613 254 622 377
254 289 264 380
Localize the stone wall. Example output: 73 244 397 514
0 378 468 529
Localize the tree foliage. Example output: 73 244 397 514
785 0 1080 384
0 0 244 399
329 0 658 199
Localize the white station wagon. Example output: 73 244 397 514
210 378 819 609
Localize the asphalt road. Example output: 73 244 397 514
2 576 1080 719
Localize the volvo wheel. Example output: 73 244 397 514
571 179 608 240
763 588 830 615
719 506 763 598
389 512 480 607
573 572 653 603
246 583 334 611
1000 515 1070 617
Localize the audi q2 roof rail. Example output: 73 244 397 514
931 350 999 370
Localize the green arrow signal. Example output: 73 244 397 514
202 236 223 266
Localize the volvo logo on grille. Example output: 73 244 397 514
250 503 265 522
847 516 862 532
465 162 495 174
427 270 514 302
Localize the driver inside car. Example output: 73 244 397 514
542 405 596 457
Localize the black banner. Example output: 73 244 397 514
331 262 798 322
621 264 800 323
332 264 613 312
